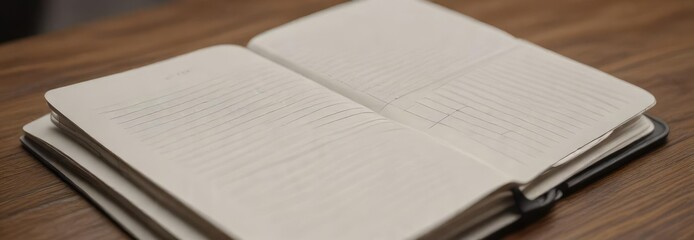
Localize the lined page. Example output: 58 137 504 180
23 115 206 239
248 0 655 181
251 0 517 112
46 46 511 239
520 115 654 199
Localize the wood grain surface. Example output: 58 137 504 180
1 0 692 239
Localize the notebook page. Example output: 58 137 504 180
45 45 511 239
248 0 655 182
23 115 205 239
521 115 654 199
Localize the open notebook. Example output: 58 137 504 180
22 0 665 239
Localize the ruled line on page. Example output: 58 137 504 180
163 102 372 161
530 55 630 104
434 88 575 135
490 61 623 110
465 70 603 122
120 77 299 139
483 64 613 114
116 71 290 128
214 120 400 186
215 138 393 213
147 87 319 150
95 71 251 115
446 81 585 129
418 98 559 145
452 109 548 150
195 116 396 179
113 76 260 124
454 75 593 127
435 121 529 164
282 39 515 106
124 79 300 132
109 77 231 121
189 117 393 175
156 100 348 155
405 101 541 156
135 89 331 141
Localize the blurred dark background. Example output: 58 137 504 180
0 0 169 43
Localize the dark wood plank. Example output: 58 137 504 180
0 0 692 239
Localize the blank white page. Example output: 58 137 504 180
45 45 511 239
248 0 656 182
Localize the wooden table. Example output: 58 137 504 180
1 0 692 239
